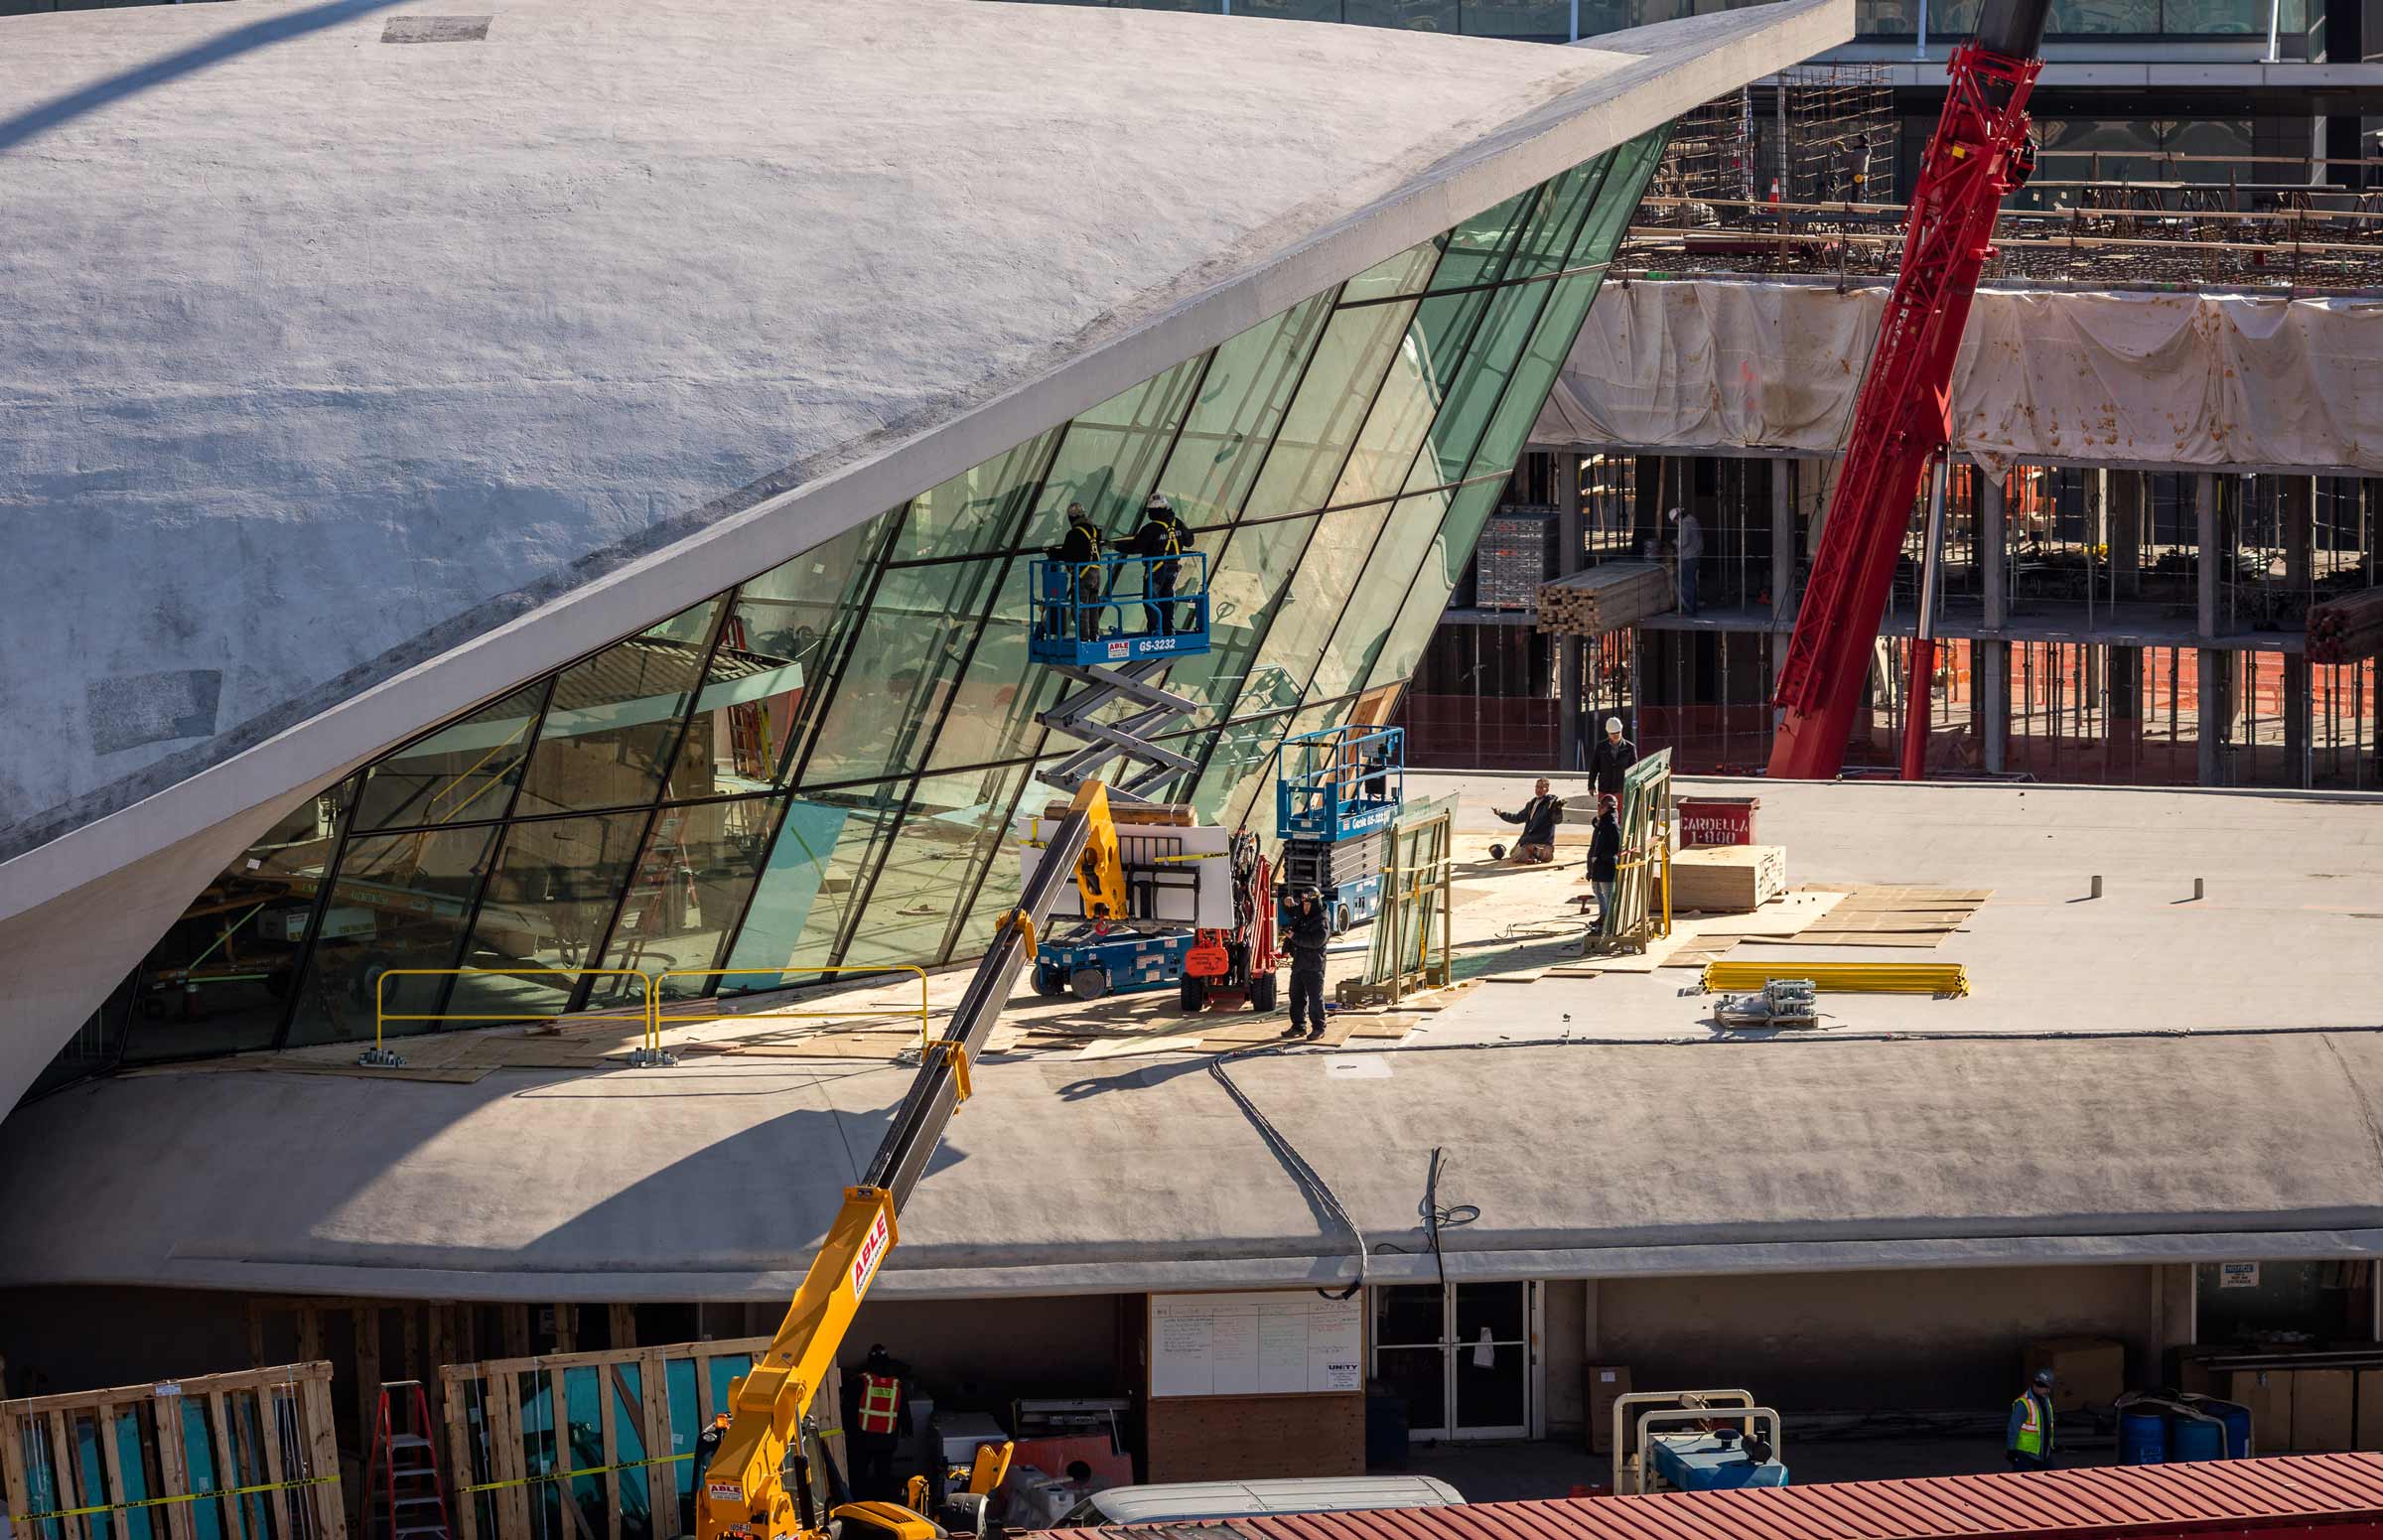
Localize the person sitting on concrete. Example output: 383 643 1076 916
1589 794 1623 933
1493 778 1563 864
1284 885 1332 1041
2007 1368 2057 1470
1589 717 1638 802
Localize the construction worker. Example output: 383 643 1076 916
1132 491 1190 636
1589 794 1623 934
2007 1367 2057 1470
1054 502 1105 641
1284 885 1332 1041
1669 506 1703 617
1493 777 1563 865
849 1342 913 1501
1589 717 1638 802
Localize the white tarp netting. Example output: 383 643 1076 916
1532 280 2383 475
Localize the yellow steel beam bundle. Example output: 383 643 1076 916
1703 959 1969 997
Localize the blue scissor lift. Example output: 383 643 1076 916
1275 725 1404 936
1026 549 1218 998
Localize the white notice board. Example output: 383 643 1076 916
1149 1290 1364 1397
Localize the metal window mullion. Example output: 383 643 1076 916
782 509 915 790
567 597 739 1013
429 672 560 1024
264 771 368 1050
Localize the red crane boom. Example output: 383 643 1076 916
1765 0 2049 780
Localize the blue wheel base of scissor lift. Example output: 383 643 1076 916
1026 553 1211 668
1032 927 1198 1000
1276 724 1404 843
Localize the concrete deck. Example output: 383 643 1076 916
0 778 2377 1305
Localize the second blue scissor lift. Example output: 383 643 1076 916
1275 724 1403 936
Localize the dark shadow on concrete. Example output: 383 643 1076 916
0 0 407 155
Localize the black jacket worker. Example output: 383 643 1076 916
1054 503 1104 641
1494 778 1563 864
847 1343 914 1503
1132 492 1189 636
1589 717 1638 798
1588 799 1623 933
1285 886 1332 1041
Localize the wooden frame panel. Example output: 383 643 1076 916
0 1366 343 1540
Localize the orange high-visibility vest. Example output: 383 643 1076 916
858 1372 902 1436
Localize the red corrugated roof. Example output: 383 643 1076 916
1050 1455 2383 1540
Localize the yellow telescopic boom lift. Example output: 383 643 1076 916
698 781 1127 1540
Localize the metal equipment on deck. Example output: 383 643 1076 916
1276 726 1402 936
1030 554 1212 799
1614 1390 1789 1495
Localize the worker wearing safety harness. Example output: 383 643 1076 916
2006 1367 2056 1470
1132 492 1190 637
848 1342 914 1501
1055 502 1105 641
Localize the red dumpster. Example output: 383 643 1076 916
1676 795 1758 847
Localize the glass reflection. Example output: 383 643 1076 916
514 602 723 816
445 813 651 1021
285 821 501 1046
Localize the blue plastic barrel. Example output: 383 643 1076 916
2207 1400 2252 1459
2120 1407 2169 1465
2169 1414 2226 1463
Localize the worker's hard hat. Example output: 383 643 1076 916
2033 1368 2055 1388
1667 506 1683 521
1605 716 1623 733
1146 492 1172 511
1066 501 1088 517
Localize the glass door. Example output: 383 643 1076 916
1370 1281 1535 1441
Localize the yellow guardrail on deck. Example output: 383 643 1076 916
363 964 929 1065
1702 959 1970 997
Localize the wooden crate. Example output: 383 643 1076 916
1667 844 1787 913
1 1361 345 1540
439 1338 840 1540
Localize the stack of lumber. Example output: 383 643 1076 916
1536 561 1673 636
1668 844 1787 912
1764 885 1988 947
2307 587 2383 663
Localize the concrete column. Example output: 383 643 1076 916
2112 470 2143 602
1979 471 2009 773
1558 453 1586 771
1770 454 1794 625
2285 476 2313 787
2197 473 2224 787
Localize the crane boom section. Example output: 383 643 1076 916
1765 39 2042 779
699 780 1120 1540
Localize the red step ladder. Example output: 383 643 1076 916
361 1380 453 1540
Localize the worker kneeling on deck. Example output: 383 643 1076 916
1493 777 1562 864
2007 1368 2056 1470
849 1342 916 1501
1285 885 1332 1041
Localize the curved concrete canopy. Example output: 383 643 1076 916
0 0 1850 1111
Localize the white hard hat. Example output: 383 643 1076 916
1667 506 1682 521
1605 717 1623 733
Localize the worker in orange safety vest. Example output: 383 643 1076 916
847 1342 914 1502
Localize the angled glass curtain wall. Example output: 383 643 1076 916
32 127 1668 1077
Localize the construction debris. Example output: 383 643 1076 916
1713 976 1820 1029
2307 587 2383 664
1535 561 1673 637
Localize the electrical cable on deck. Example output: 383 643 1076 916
1205 1044 1371 1301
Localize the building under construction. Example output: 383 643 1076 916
1401 70 2383 786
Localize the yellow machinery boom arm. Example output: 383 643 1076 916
699 782 1123 1540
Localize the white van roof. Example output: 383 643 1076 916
1085 1475 1466 1526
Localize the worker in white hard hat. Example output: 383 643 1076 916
1589 716 1638 803
2007 1367 2057 1470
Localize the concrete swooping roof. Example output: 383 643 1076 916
0 0 1850 1112
4 1026 2383 1302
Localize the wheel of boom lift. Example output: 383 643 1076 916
1030 967 1062 998
1179 974 1207 1013
1067 966 1109 1001
1332 903 1351 936
1249 971 1279 1013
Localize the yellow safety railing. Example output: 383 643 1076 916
652 966 933 1053
1702 959 1970 997
369 967 656 1063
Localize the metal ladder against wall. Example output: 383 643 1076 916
1027 552 1213 800
361 1379 454 1540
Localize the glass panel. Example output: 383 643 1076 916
75 1414 108 1540
921 760 1047 962
1454 1281 1526 1338
563 1367 605 1540
1402 280 1549 493
1172 515 1323 726
355 682 545 831
890 428 1058 561
1312 489 1453 702
1241 0 1344 13
1240 298 1422 519
839 773 1015 972
1233 501 1397 716
285 823 499 1046
515 600 724 816
801 557 1005 785
1506 156 1610 280
1428 189 1533 292
602 797 776 994
1337 238 1443 304
445 812 651 1023
1453 1330 1527 1429
714 514 894 786
1345 0 1461 31
666 1356 700 1539
112 1410 153 1540
179 1400 225 1540
1327 286 1495 510
1463 268 1616 489
614 1363 652 1540
1462 0 1571 34
1376 1285 1444 1345
518 1370 562 1540
722 788 905 987
121 781 351 1062
2048 0 2158 29
1022 355 1206 548
1374 1345 1447 1434
1151 293 1335 524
